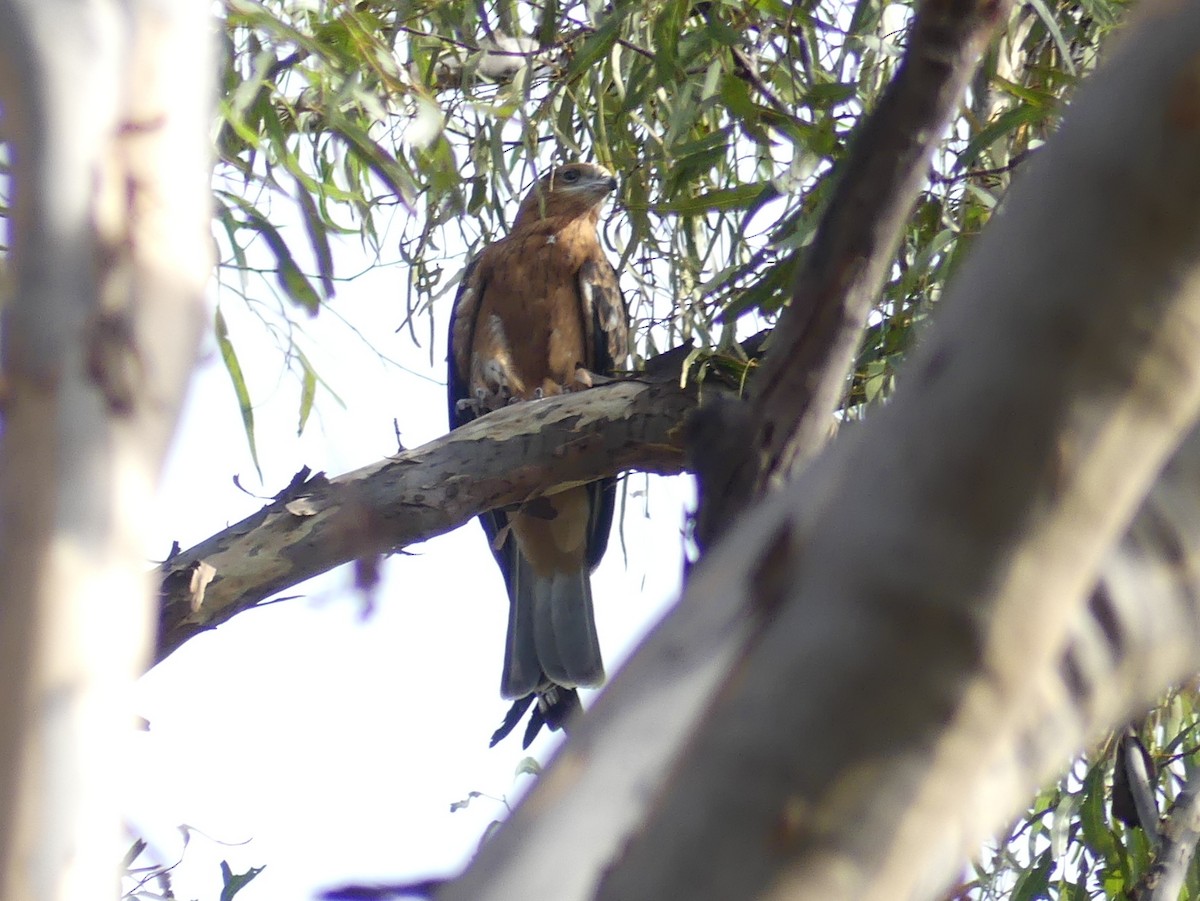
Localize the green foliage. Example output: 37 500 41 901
220 861 265 901
0 0 1124 455
970 684 1200 900
121 837 265 901
211 0 1125 450
0 0 1128 436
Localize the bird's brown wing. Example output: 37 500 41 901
578 254 630 571
579 254 629 380
447 254 518 592
447 255 482 429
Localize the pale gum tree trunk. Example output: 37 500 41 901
439 3 1200 900
0 2 212 898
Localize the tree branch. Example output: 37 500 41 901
155 377 696 662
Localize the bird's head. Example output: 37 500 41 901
514 162 618 227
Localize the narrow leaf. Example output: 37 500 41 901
652 182 777 216
295 179 335 299
298 356 317 436
215 309 262 479
219 861 265 901
564 11 623 82
243 208 322 315
1027 0 1078 77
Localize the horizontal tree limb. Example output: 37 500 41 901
154 377 696 663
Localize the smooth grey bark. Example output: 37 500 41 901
437 5 1200 900
0 2 212 899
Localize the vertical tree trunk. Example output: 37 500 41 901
439 3 1200 898
0 2 212 898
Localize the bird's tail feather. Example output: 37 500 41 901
536 567 604 688
500 553 604 699
500 552 541 699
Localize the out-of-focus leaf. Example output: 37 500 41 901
515 757 542 778
720 73 765 142
449 791 483 812
1051 790 1082 859
298 357 317 436
805 81 857 108
214 199 250 297
564 10 624 82
718 252 798 320
1102 871 1126 897
957 102 1048 172
1010 849 1053 901
1027 0 1078 77
241 207 322 315
219 861 264 901
651 182 777 215
1080 760 1120 866
651 0 687 84
536 0 559 45
295 179 335 299
993 75 1058 108
329 114 418 209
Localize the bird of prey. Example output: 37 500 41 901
447 162 629 746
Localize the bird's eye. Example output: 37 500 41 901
561 169 581 182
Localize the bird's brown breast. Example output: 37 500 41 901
470 219 597 398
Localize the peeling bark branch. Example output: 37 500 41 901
155 378 696 662
437 5 1200 899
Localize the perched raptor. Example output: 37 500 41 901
447 162 629 746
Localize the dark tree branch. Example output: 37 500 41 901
1113 727 1160 840
694 0 1014 547
154 377 697 663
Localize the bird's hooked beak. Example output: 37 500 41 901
585 167 619 207
591 165 618 196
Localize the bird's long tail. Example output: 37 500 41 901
500 553 604 700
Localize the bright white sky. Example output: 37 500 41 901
125 206 693 899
